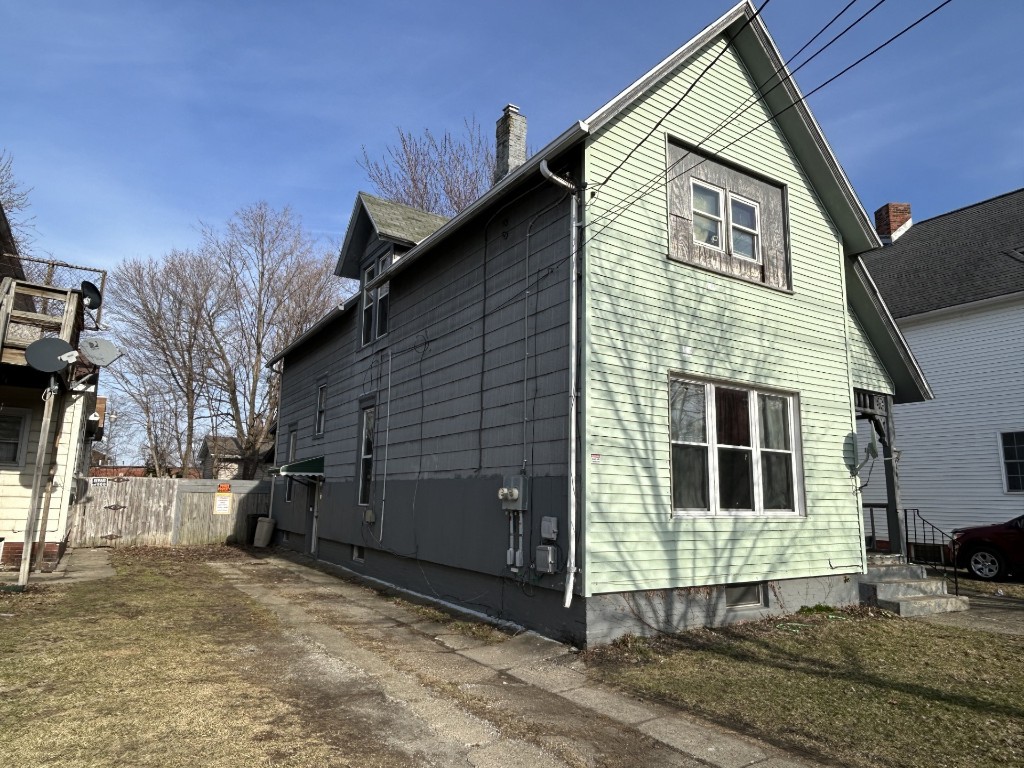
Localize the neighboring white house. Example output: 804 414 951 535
860 190 1024 541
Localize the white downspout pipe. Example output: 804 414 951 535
539 159 580 609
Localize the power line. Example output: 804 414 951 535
587 0 886 231
595 0 772 191
584 0 956 249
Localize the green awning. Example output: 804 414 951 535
277 456 324 477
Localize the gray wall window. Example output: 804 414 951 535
315 384 327 435
361 255 390 345
358 406 375 505
668 141 789 289
285 428 297 502
0 410 29 465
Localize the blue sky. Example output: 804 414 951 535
3 0 1022 273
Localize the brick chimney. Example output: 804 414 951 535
874 202 912 245
494 104 527 185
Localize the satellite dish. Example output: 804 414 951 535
80 281 103 310
25 337 75 373
78 337 122 367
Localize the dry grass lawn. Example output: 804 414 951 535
0 546 410 768
585 607 1023 768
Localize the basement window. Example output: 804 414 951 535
725 582 766 608
352 545 365 562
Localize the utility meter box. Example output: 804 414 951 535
541 516 558 541
535 545 558 574
498 474 529 512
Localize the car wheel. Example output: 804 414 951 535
966 547 1005 581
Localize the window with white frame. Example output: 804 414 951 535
361 254 391 345
669 378 800 514
315 384 327 435
358 406 375 506
0 410 29 465
669 142 789 289
1001 431 1023 493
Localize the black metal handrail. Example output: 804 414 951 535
903 508 959 596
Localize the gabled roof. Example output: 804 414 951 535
862 188 1024 319
335 192 448 279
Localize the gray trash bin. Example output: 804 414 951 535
253 517 275 548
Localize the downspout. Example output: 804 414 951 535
539 159 580 609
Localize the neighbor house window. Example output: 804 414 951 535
668 141 788 288
669 378 801 515
0 410 28 465
315 384 327 436
358 406 375 505
1001 431 1023 492
361 254 391 345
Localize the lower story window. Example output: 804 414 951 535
358 406 375 505
670 377 801 515
1001 431 1023 492
0 410 29 465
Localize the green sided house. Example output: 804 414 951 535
268 1 933 645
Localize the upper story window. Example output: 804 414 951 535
1001 431 1023 493
669 377 802 516
0 410 29 465
668 141 789 289
361 254 391 345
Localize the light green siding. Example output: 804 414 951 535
847 308 894 394
582 36 865 595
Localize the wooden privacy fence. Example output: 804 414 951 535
70 478 271 548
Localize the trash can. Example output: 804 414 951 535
244 514 262 547
253 517 276 548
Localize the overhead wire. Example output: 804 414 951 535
583 0 956 250
587 0 881 231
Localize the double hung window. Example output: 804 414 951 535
668 142 788 289
0 411 28 465
361 254 391 345
670 378 800 515
358 406 375 506
1001 431 1023 493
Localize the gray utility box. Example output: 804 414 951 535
498 474 529 512
541 516 558 541
536 545 558 574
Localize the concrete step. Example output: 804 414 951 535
866 553 904 567
865 563 928 581
877 594 970 617
860 578 949 603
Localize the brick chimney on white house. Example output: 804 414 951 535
874 202 912 245
494 104 527 185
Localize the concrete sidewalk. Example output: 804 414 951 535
0 547 116 585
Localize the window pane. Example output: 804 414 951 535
0 415 21 441
762 452 794 510
716 388 750 446
693 214 721 247
670 381 705 443
1003 432 1023 461
718 447 753 510
672 444 709 510
359 457 373 504
759 394 790 450
362 409 375 457
362 303 374 345
377 291 389 336
0 443 17 462
692 184 720 216
731 199 757 230
732 229 756 259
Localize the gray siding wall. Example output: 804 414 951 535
272 180 575 600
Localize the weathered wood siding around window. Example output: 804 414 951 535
582 35 864 595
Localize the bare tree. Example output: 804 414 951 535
359 118 496 218
106 203 343 479
0 148 35 254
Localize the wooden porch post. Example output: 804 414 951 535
881 395 905 557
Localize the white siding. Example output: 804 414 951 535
863 298 1024 534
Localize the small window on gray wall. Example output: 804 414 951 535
315 384 327 435
668 141 789 289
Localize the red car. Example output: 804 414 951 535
949 515 1024 581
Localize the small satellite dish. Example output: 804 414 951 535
80 281 103 310
25 337 75 373
78 337 122 367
